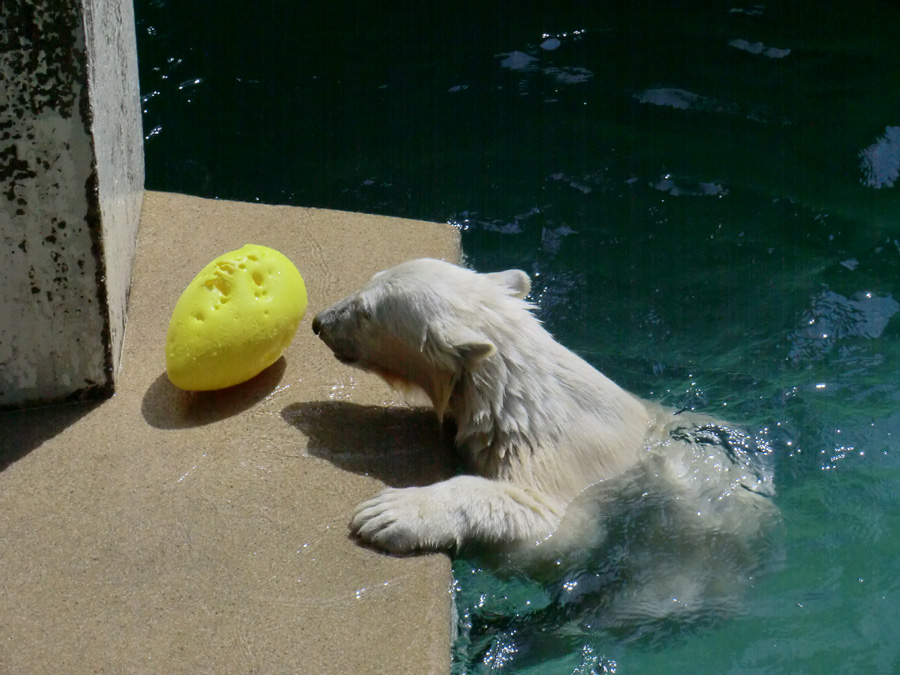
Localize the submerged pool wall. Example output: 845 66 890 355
0 0 144 409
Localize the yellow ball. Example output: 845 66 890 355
165 244 307 391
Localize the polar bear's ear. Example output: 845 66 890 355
486 269 531 299
455 340 497 365
442 327 497 365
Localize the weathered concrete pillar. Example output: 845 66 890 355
0 0 144 409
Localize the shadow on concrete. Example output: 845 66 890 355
281 401 458 488
0 400 102 471
142 357 287 429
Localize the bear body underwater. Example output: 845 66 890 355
311 258 776 559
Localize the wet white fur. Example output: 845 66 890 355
312 259 775 556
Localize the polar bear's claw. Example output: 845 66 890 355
349 487 446 554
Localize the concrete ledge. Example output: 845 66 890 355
0 192 459 674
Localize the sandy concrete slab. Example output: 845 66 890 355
0 192 460 674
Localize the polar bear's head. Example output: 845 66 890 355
312 258 532 412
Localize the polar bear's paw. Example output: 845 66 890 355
349 486 458 554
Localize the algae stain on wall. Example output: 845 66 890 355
0 0 143 409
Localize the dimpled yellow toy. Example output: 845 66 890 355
165 244 307 391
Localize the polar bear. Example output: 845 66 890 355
311 259 776 566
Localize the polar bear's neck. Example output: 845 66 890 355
446 319 651 496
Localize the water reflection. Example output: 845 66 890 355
498 51 539 72
652 175 729 197
531 269 586 325
496 30 593 97
727 38 791 59
859 126 900 189
788 289 899 364
635 88 736 113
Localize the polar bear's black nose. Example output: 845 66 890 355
311 315 322 335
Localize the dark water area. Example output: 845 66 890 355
136 1 900 672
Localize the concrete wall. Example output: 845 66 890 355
0 0 143 409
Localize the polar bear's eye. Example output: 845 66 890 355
356 302 373 322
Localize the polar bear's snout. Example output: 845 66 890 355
312 302 362 365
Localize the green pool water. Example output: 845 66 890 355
136 1 900 672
